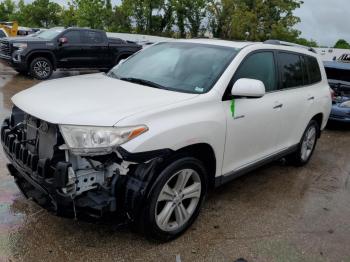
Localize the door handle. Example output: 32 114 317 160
307 96 315 101
273 104 283 109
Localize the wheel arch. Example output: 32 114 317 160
163 143 217 189
311 113 323 137
26 51 56 69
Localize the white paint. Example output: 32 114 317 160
11 39 332 179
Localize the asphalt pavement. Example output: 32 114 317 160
1 62 350 262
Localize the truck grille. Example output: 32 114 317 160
0 40 11 57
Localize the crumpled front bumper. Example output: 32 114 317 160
1 117 117 218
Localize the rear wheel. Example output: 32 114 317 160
29 57 53 80
287 120 319 166
142 157 207 241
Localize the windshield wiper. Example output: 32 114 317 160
119 77 165 89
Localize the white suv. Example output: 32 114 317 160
1 39 331 241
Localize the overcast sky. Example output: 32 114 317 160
22 0 349 47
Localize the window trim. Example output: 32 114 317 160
223 49 279 101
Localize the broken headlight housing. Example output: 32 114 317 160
59 125 148 156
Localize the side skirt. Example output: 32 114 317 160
215 144 298 187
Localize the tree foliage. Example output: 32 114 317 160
0 0 318 46
334 39 350 49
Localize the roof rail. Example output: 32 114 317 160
264 39 317 54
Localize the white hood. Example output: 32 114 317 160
12 73 198 126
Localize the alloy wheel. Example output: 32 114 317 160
301 125 317 161
155 168 202 232
33 60 51 78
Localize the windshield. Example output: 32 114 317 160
108 42 239 94
36 28 64 40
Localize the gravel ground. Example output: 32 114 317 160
1 62 350 262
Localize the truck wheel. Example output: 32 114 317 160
141 157 207 241
287 120 319 166
29 57 53 80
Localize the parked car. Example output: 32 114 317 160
0 27 142 80
1 40 332 241
324 61 350 122
0 28 8 38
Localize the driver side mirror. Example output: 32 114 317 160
58 37 68 45
231 78 266 98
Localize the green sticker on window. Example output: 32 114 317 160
230 99 235 117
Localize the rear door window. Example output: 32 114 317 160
0 30 6 38
278 52 304 89
82 31 104 44
233 52 277 92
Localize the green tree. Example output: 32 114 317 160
18 0 62 28
0 0 16 21
72 0 107 29
207 0 304 42
108 5 132 32
334 39 350 49
61 3 78 27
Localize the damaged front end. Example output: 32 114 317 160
1 107 172 221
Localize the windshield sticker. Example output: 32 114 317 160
231 99 235 117
195 87 204 93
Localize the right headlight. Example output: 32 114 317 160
13 43 27 51
59 125 148 156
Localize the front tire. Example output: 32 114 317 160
287 120 319 166
142 157 207 241
29 57 53 80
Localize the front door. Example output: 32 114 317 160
56 30 88 68
222 51 282 175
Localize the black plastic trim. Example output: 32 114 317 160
117 146 173 163
215 145 298 187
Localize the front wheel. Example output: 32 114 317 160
287 120 319 166
29 57 53 80
142 157 207 241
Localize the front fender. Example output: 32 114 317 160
117 97 226 177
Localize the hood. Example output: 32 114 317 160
5 36 49 43
12 73 198 126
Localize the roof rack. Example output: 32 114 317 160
264 39 317 54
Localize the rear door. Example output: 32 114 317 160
275 52 314 149
81 30 109 68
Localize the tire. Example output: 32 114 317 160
29 57 53 80
287 120 319 166
141 157 207 241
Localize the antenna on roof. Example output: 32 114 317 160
264 39 317 54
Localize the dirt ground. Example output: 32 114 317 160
1 62 350 262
